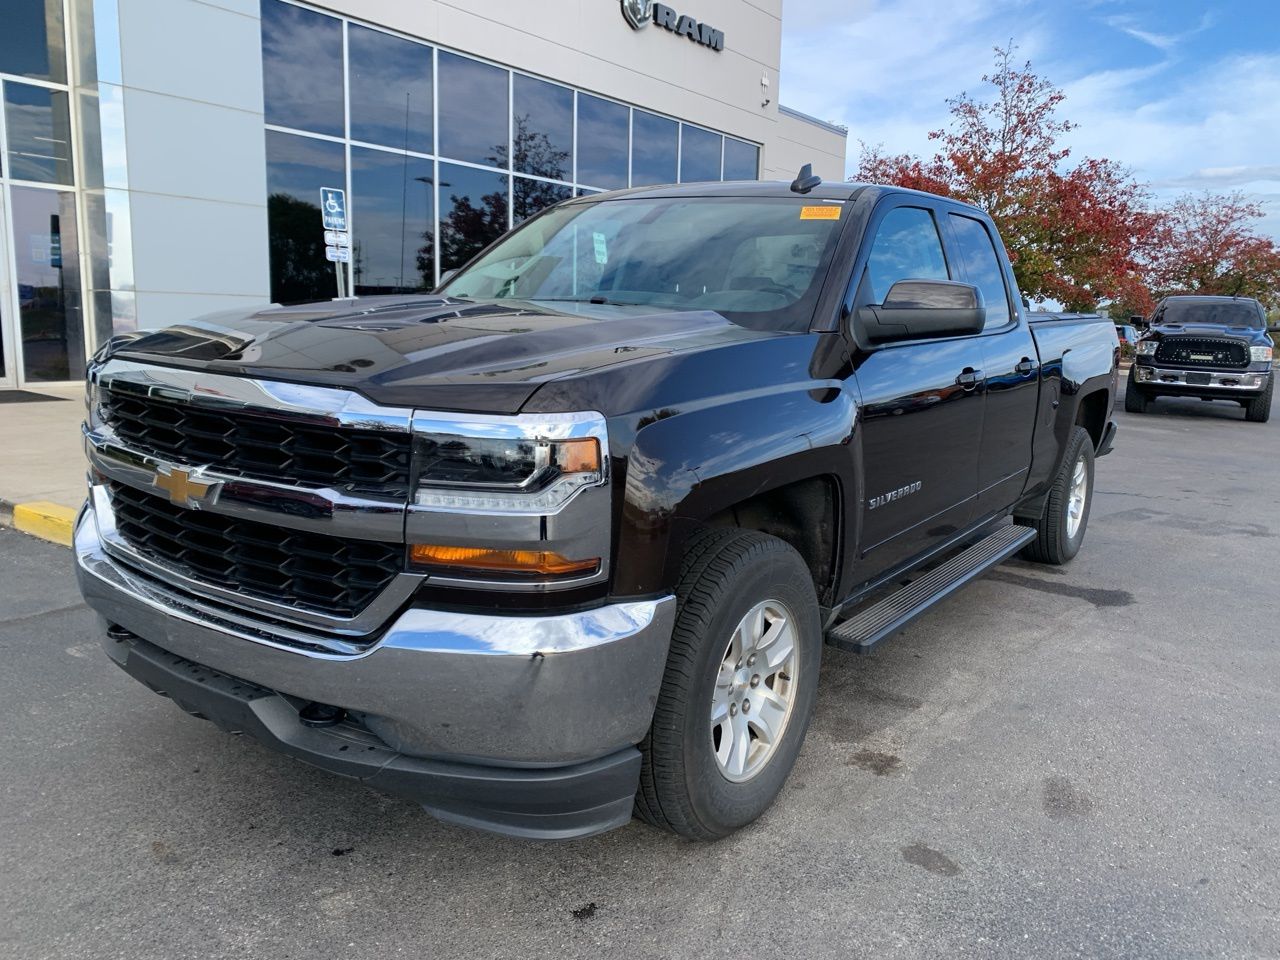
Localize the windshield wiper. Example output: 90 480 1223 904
527 296 649 307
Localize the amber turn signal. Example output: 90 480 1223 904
409 544 599 577
557 437 601 474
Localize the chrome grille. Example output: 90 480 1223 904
1155 337 1249 368
108 481 402 619
102 387 412 492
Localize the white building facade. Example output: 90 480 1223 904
0 0 847 388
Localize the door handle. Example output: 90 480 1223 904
956 368 983 390
1015 358 1037 375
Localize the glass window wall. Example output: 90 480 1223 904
2 0 87 384
438 52 508 168
261 0 344 137
512 74 572 181
351 147 435 295
1 0 67 83
259 0 760 303
10 186 83 381
631 111 677 187
349 24 433 155
680 124 722 183
264 130 346 304
4 83 73 184
576 94 629 190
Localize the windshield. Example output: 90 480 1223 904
440 197 847 332
1155 299 1264 328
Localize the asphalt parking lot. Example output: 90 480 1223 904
3 387 1277 960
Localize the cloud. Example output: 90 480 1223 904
779 2 1280 239
1101 10 1215 53
1058 52 1280 217
1153 166 1280 189
780 0 1053 157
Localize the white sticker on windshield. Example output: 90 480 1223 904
593 231 608 264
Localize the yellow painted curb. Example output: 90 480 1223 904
12 501 77 547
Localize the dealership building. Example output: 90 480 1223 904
0 0 847 389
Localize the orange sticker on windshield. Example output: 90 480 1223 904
800 205 841 220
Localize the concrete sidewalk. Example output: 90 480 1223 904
0 384 87 544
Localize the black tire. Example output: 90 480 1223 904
1020 426 1095 565
635 529 821 839
1244 377 1273 423
1124 369 1150 414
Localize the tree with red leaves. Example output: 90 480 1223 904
855 45 1157 313
1147 192 1280 309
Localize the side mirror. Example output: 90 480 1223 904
854 279 986 345
1129 314 1147 329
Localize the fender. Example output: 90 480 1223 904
608 384 858 598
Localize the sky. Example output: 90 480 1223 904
779 0 1280 240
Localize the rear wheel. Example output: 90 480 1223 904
1244 377 1273 423
1124 369 1150 413
636 529 821 839
1021 426 1095 566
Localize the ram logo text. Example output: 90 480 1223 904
620 0 725 51
868 481 922 510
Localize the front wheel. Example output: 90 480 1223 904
1124 368 1150 413
636 529 821 839
1021 426 1095 565
1244 377 1273 423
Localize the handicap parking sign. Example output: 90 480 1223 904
320 188 347 231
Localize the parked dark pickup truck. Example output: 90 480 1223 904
1127 295 1274 422
76 177 1118 840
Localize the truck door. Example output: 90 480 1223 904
944 211 1040 515
848 203 986 578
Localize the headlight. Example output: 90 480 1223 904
1135 341 1158 356
1251 346 1273 362
411 411 607 514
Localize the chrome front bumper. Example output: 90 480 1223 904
1133 365 1270 391
74 499 676 766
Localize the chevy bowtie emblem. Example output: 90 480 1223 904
153 466 215 508
621 0 652 29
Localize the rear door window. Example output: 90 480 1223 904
863 206 949 303
948 214 1012 330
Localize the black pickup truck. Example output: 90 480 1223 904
1127 295 1274 422
76 176 1118 840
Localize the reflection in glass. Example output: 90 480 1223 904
723 139 760 181
631 111 677 187
512 75 572 180
92 290 136 338
4 83 74 184
261 0 344 137
349 25 433 154
437 52 509 167
514 177 571 225
265 131 346 304
2 0 67 82
577 95 629 190
438 162 509 272
351 147 435 295
680 125 722 183
12 187 83 381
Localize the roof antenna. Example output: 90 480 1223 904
790 163 822 195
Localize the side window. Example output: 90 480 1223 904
864 206 949 303
948 214 1012 330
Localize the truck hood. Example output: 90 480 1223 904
109 296 781 413
1147 322 1272 345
